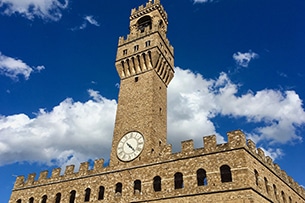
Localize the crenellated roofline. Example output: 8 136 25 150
12 130 305 200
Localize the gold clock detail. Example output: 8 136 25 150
117 132 144 162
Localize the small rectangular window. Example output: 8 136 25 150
134 45 139 52
123 49 128 55
145 40 151 47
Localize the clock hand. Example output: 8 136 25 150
126 142 135 151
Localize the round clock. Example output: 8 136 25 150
117 131 145 162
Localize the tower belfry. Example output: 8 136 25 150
115 0 174 84
110 0 174 166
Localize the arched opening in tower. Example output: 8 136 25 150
137 16 152 32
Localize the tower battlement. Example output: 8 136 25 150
117 29 174 55
130 0 167 24
12 130 305 199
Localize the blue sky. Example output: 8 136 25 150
0 0 305 201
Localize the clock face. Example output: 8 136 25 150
117 131 144 162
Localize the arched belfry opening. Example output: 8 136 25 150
137 16 152 32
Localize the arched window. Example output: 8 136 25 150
174 172 184 189
289 196 292 203
254 169 259 186
220 165 232 183
134 180 141 194
69 190 76 203
55 193 61 203
197 168 207 186
273 184 277 199
282 191 287 203
41 195 47 203
84 188 91 202
153 176 161 192
98 186 105 200
29 197 34 203
264 177 269 194
115 182 123 194
16 199 22 203
137 16 152 32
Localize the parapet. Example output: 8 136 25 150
117 27 174 55
13 158 105 190
246 139 305 198
160 130 305 198
130 0 168 24
12 130 305 199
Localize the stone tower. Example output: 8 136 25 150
110 0 174 166
8 1 305 202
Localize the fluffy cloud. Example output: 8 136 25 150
0 52 45 80
168 68 304 151
0 89 117 167
0 0 69 21
233 50 259 67
0 68 304 168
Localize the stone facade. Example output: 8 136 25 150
9 0 305 203
9 131 305 202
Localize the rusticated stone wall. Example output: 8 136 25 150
9 130 305 203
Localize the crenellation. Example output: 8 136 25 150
288 176 294 186
93 158 104 172
13 176 25 189
64 165 75 176
25 173 35 186
10 131 305 201
78 162 89 175
266 156 273 166
181 139 194 154
130 0 167 23
131 8 136 15
118 31 173 54
51 168 61 179
203 135 217 152
247 139 256 153
274 164 281 176
257 148 266 161
281 170 288 183
138 5 144 11
38 170 48 182
227 130 247 148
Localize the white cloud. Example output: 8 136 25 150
233 50 259 67
193 0 214 3
0 52 45 80
85 15 100 27
168 68 223 150
71 15 100 31
0 0 69 21
261 147 284 161
168 68 304 148
0 90 117 167
0 68 304 168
